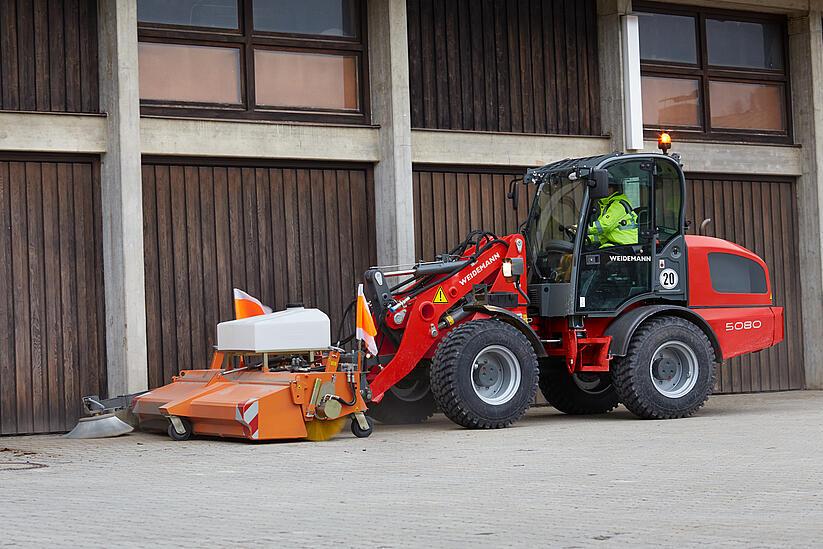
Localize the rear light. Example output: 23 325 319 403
771 307 785 344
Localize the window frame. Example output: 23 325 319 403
635 2 792 144
137 0 371 125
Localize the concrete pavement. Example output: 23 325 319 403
1 391 822 548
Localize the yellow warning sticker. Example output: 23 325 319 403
433 286 449 304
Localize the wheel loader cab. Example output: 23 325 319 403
525 153 688 317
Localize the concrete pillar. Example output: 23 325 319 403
788 14 823 390
597 0 633 152
98 0 148 396
368 0 416 266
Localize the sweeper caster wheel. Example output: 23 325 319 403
167 417 193 441
351 414 374 438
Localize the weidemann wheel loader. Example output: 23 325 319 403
71 137 784 441
364 138 783 428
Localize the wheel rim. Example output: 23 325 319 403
572 372 611 395
649 341 699 398
471 345 521 405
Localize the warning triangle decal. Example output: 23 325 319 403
433 287 449 304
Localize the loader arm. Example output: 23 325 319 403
369 234 529 400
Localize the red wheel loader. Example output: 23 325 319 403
69 140 784 441
364 143 784 427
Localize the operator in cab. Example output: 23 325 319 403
586 175 638 247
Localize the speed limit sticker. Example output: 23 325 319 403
659 268 679 290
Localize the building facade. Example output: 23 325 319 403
1 0 821 435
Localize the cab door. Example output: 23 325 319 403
652 157 688 302
576 158 655 313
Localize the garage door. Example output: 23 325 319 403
141 159 376 387
686 174 804 393
413 166 804 394
0 155 106 435
413 165 533 260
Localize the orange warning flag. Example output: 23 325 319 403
233 288 273 319
356 284 378 355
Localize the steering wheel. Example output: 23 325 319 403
559 223 577 241
534 239 575 281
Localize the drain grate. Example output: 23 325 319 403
0 461 48 471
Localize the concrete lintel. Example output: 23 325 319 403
0 112 107 154
140 117 380 163
646 0 813 14
641 140 804 176
412 130 613 168
98 0 148 396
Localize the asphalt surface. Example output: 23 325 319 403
2 391 822 548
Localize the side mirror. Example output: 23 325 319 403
507 178 520 210
588 169 610 199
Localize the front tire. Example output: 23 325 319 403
430 320 538 429
612 316 716 419
539 365 618 415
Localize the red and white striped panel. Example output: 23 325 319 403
235 399 259 440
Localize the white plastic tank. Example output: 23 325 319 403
216 306 331 352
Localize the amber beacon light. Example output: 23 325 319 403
658 131 672 154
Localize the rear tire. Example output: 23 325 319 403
430 320 538 429
539 365 618 415
612 316 716 419
367 364 437 425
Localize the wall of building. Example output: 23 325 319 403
0 0 821 434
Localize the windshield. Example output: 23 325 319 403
525 172 585 282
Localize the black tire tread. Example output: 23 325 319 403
367 381 437 425
539 367 618 415
612 316 716 420
430 320 538 429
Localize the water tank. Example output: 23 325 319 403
216 307 331 352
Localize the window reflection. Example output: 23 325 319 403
707 19 784 70
709 81 785 131
253 0 358 37
254 50 358 110
138 43 242 104
137 0 238 29
641 76 701 128
638 12 697 65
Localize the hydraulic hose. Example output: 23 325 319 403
396 234 508 302
336 299 357 346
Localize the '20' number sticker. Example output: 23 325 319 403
659 268 679 290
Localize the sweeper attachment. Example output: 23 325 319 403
132 306 372 442
70 306 372 442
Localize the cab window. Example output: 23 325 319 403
709 253 767 294
655 160 683 251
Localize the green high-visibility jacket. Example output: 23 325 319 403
587 192 639 247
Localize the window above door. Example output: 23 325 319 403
136 0 369 124
636 3 791 144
